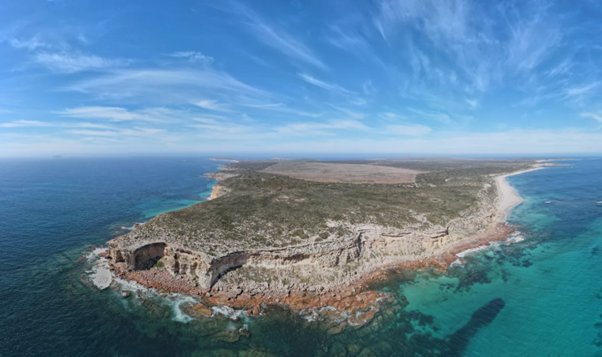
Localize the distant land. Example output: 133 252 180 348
104 158 557 329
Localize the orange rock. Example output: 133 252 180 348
192 303 213 317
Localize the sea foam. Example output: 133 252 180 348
87 248 112 290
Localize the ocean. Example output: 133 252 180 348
0 157 600 356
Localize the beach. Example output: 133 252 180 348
495 167 541 221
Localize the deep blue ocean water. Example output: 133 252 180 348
1 157 601 356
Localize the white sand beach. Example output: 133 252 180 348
496 167 541 221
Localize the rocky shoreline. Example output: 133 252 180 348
102 161 540 330
104 221 515 330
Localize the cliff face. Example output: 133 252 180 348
107 158 534 293
107 205 494 291
108 234 362 289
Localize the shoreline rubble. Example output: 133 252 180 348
94 164 542 330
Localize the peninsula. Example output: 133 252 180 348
106 158 547 324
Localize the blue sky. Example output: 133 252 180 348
1 0 602 157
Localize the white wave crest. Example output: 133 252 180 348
87 247 112 290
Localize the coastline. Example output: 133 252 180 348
495 167 541 221
100 163 544 329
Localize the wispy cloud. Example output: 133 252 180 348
407 107 455 125
371 0 577 110
34 52 129 73
56 106 158 121
225 1 327 70
193 117 221 124
465 99 478 109
374 0 471 43
0 120 53 128
4 0 602 156
506 16 562 73
362 81 376 95
384 124 432 136
580 112 602 123
9 35 49 50
299 73 352 96
66 129 116 136
328 105 365 120
242 102 325 118
64 68 273 104
275 120 368 136
326 25 385 68
170 51 213 65
195 99 230 111
564 82 600 100
0 120 115 129
66 127 163 137
327 26 371 55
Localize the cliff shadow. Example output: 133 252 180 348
133 243 167 270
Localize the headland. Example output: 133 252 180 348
103 158 551 328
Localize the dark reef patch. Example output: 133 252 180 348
443 298 506 356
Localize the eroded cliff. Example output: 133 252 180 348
107 159 533 294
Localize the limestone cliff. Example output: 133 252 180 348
107 159 534 294
107 201 496 292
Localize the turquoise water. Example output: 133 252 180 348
400 160 602 356
1 157 601 356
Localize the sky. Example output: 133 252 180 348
1 0 602 157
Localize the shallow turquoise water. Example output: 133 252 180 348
1 157 601 356
401 161 602 356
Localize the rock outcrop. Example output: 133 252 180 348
107 207 494 292
107 159 535 297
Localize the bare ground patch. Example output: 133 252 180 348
262 161 420 184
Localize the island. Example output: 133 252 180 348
105 158 550 326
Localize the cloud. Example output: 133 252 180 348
375 0 470 43
0 120 115 129
381 112 399 119
259 129 602 154
195 99 230 111
34 52 128 73
407 108 455 125
326 25 385 68
275 120 368 136
299 73 352 96
241 102 325 118
188 121 268 140
70 122 113 129
362 81 376 95
385 124 432 136
226 1 327 70
329 105 365 119
189 119 369 140
66 129 116 136
506 16 562 73
565 82 600 99
0 120 53 128
580 112 602 123
371 0 578 110
9 35 49 50
465 99 478 109
64 68 272 104
170 51 213 65
66 127 163 137
193 117 221 124
56 107 156 121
